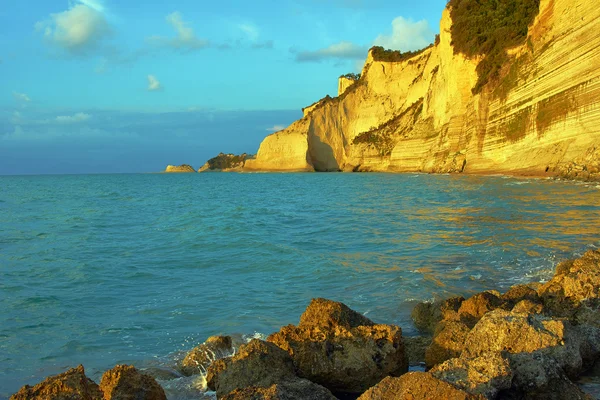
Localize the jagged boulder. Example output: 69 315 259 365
502 284 542 308
206 339 297 398
221 378 338 400
425 320 471 368
10 365 103 400
411 296 464 333
430 352 513 398
538 250 600 318
267 298 408 395
458 291 504 328
357 372 484 400
181 335 234 376
100 365 166 400
512 299 544 314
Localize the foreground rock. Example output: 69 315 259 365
10 364 166 400
267 298 408 395
181 335 234 376
100 365 167 400
10 365 103 400
164 164 196 173
221 379 338 400
357 372 483 400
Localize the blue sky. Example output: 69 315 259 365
0 0 446 174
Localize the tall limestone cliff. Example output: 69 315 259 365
244 0 600 179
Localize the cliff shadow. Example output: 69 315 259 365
307 130 341 172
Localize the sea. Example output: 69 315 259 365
1 173 599 399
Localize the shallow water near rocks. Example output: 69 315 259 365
1 173 599 399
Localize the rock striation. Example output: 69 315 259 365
239 0 600 179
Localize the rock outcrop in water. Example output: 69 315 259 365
164 164 196 173
198 153 253 172
11 250 600 399
225 0 600 180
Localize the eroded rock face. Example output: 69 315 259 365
221 378 338 400
425 320 471 368
357 372 484 400
206 339 296 398
181 335 234 376
430 352 513 398
404 336 432 366
100 365 167 400
267 299 407 395
10 365 103 400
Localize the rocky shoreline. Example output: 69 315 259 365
10 249 600 399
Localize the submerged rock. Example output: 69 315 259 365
268 298 408 395
206 339 297 398
181 335 234 376
357 372 483 400
10 365 103 400
100 365 167 400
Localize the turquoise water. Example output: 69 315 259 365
0 173 599 398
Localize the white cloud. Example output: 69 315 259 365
148 12 209 51
12 92 31 104
239 23 259 42
55 112 91 123
266 125 286 132
373 17 435 52
147 75 162 91
295 41 367 62
36 3 110 54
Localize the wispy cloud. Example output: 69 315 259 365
148 12 209 51
35 1 111 55
239 23 259 42
266 124 286 132
55 112 91 123
373 17 435 52
12 92 31 104
147 75 162 91
294 41 368 63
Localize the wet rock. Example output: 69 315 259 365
268 298 407 395
357 372 484 400
100 365 167 400
141 367 183 381
298 298 375 329
411 296 464 334
430 352 513 398
206 339 296 398
504 352 591 400
538 250 600 318
221 378 338 400
404 336 431 366
573 299 600 328
458 291 504 328
181 335 234 376
425 320 471 368
10 365 103 400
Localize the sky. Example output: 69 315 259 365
0 0 446 174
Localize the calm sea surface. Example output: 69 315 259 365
1 173 599 398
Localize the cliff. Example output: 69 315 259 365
198 153 252 172
244 0 600 179
164 164 196 173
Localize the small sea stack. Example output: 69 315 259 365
163 164 196 173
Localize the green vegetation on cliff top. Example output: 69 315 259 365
448 0 540 93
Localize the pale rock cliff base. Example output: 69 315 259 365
244 0 600 179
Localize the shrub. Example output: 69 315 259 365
448 0 540 93
370 45 433 63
